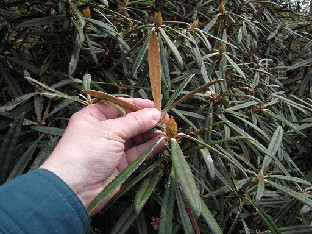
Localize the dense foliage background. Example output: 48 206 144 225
0 0 311 233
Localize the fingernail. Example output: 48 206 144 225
148 108 161 121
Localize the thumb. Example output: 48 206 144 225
109 108 161 140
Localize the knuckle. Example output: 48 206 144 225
128 112 146 130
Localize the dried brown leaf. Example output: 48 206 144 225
148 31 162 111
82 90 142 112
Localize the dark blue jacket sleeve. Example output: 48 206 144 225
0 169 90 233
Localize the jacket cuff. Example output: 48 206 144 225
0 169 90 233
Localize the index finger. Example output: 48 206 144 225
92 98 157 120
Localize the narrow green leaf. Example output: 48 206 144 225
162 74 195 114
175 182 195 234
134 168 161 213
132 31 152 77
111 204 138 234
40 49 57 75
9 57 40 75
0 93 35 112
30 138 59 170
267 175 311 186
0 65 23 97
87 18 130 51
160 38 171 90
159 28 183 67
256 174 265 201
223 53 246 79
285 57 312 71
82 74 92 91
19 15 66 27
200 148 215 180
165 79 224 113
104 161 162 211
30 126 65 136
262 126 283 170
158 174 175 234
0 112 25 184
85 34 98 65
200 200 223 234
34 95 44 121
88 138 162 213
203 14 219 33
238 27 243 44
7 138 40 181
226 101 259 112
136 211 148 234
195 30 211 51
246 198 281 234
24 75 81 102
263 110 298 132
241 219 250 234
279 225 312 234
267 180 312 208
171 139 201 217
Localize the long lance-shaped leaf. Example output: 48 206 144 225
110 204 138 234
82 90 142 112
104 161 162 212
175 181 195 234
159 28 183 67
200 148 215 180
267 175 311 186
267 180 312 208
158 173 175 234
200 200 223 234
171 139 201 217
223 53 246 79
0 93 35 112
179 134 248 177
246 198 281 234
0 112 25 184
24 75 81 102
7 138 40 181
132 30 152 77
256 171 265 201
148 30 162 110
261 126 283 170
164 79 224 115
134 168 161 213
88 138 162 213
162 74 195 114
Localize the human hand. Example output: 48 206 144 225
40 98 165 214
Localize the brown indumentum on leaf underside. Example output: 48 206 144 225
148 30 162 111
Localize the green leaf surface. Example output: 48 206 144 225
0 112 25 184
30 126 65 136
200 200 223 234
162 74 195 114
110 204 138 234
171 139 201 217
158 174 175 234
246 198 281 234
268 180 312 208
175 182 195 234
132 31 151 77
134 168 161 213
262 126 284 170
19 15 66 27
88 138 162 213
159 28 183 67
